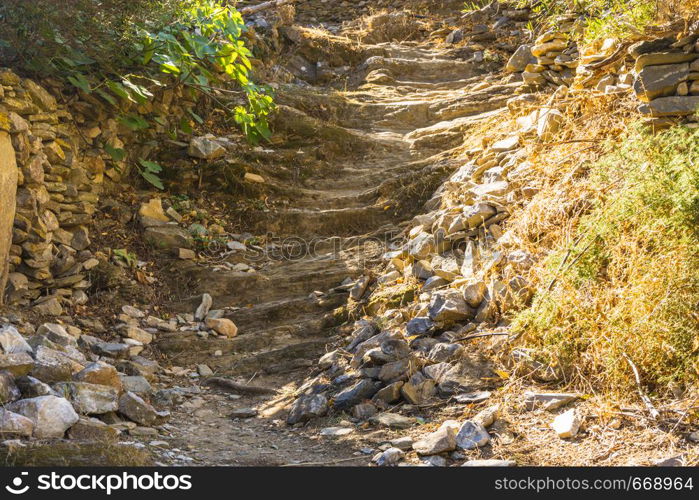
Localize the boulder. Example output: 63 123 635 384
120 375 152 395
634 52 697 72
16 375 54 398
8 395 79 438
54 382 119 415
36 323 77 347
407 232 435 260
372 381 404 404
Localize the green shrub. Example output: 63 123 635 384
0 0 274 187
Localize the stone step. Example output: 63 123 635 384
171 253 367 308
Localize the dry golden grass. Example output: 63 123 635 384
501 91 699 399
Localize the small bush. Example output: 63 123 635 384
513 125 699 396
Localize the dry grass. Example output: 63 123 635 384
503 93 699 398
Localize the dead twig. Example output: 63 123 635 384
621 353 660 421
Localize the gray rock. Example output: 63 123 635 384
378 358 412 382
67 417 119 440
422 455 447 466
436 360 487 395
369 412 416 429
445 29 463 44
36 323 77 347
0 408 34 437
629 38 674 58
120 375 152 395
144 226 193 250
333 379 382 410
506 44 535 72
0 325 32 354
413 424 457 455
352 402 378 419
423 276 449 291
638 96 699 117
349 275 371 301
390 436 414 451
118 392 169 426
8 395 79 438
195 293 213 321
406 317 436 337
31 346 76 383
373 381 404 404
74 362 123 391
287 393 328 424
455 420 490 450
401 373 436 404
16 375 54 398
407 232 435 260
428 289 474 323
0 371 21 403
462 280 487 308
346 320 378 352
524 391 580 411
373 447 404 466
188 136 226 159
427 343 463 362
54 382 118 415
633 63 689 102
230 408 258 419
0 352 34 376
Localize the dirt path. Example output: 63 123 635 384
151 16 516 466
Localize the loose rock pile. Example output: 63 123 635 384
0 294 237 445
0 319 168 442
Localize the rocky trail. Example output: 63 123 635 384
1 0 698 468
156 21 511 467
